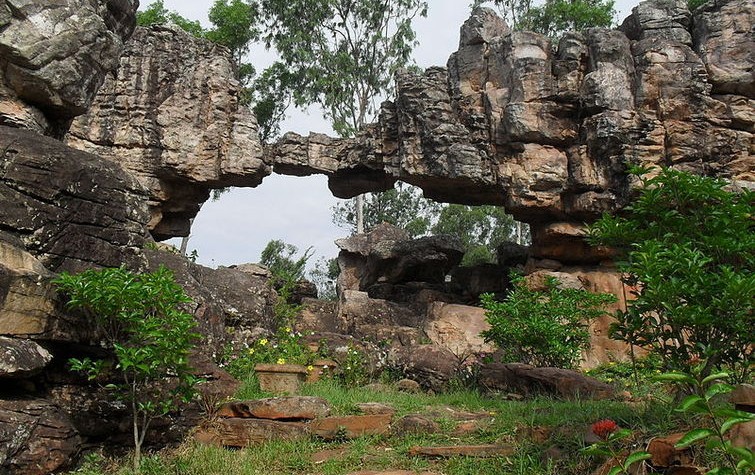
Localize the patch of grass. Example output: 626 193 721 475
66 374 701 475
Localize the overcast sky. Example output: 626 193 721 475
150 0 640 270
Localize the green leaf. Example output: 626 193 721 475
607 467 622 475
677 394 706 413
655 372 696 384
720 416 755 435
701 371 730 385
705 383 734 401
624 451 652 467
675 429 716 448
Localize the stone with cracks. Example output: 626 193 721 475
0 398 82 475
216 397 331 421
0 337 52 378
67 25 269 240
478 363 615 399
309 414 392 440
0 0 138 136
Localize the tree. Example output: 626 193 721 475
308 257 340 301
136 0 205 37
481 274 616 368
55 266 200 471
260 239 313 288
520 0 615 37
588 167 754 382
332 182 441 238
260 0 427 137
433 204 524 266
259 0 427 224
206 0 259 85
473 0 615 37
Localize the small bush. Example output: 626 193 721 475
481 275 616 369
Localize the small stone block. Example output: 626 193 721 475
310 414 392 440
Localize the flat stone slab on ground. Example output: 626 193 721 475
356 402 397 416
194 418 308 447
408 444 515 458
310 414 392 440
216 396 331 420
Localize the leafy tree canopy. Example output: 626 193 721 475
260 239 313 287
472 0 615 37
588 167 754 382
137 0 206 37
258 0 428 137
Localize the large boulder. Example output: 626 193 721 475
478 363 615 399
0 126 150 273
388 345 460 392
336 223 464 292
0 0 138 136
424 303 496 356
0 337 52 378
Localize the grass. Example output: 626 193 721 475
67 367 693 475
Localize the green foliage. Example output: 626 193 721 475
657 366 755 474
588 167 754 382
308 257 340 301
249 62 296 141
481 274 617 368
688 0 708 11
136 0 205 37
223 327 315 380
335 345 369 388
473 0 615 37
432 204 523 266
206 0 258 82
55 266 200 470
260 239 313 289
519 0 615 37
259 0 428 137
332 182 441 238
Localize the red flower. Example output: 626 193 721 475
592 419 618 440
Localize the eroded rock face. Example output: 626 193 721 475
61 0 753 241
0 337 51 378
67 25 269 240
0 398 82 475
0 0 138 136
0 126 150 273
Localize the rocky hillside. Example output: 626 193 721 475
0 0 752 473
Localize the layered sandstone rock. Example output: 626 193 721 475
0 0 138 136
62 0 752 243
67 25 269 240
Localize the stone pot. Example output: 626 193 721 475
254 364 308 394
306 359 338 383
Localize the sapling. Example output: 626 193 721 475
57 265 200 471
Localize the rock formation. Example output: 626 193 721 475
0 0 753 472
66 0 753 254
0 0 138 137
66 25 268 240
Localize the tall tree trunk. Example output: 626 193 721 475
356 194 365 234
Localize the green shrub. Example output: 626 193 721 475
55 265 200 471
588 167 754 382
223 325 315 380
481 274 616 369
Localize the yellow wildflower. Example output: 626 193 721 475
259 338 268 346
276 358 286 365
307 365 314 372
247 348 255 355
